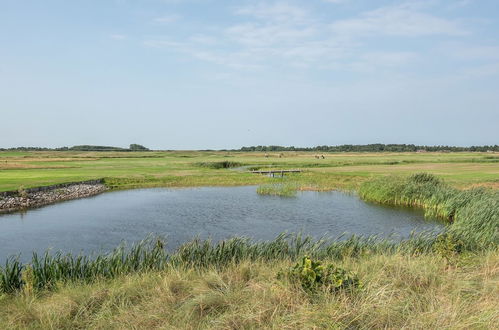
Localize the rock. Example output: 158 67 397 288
0 183 108 214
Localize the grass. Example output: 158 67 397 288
195 161 243 169
0 246 497 328
257 182 299 197
359 173 499 250
0 150 498 192
0 231 446 296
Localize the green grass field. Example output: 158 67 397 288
1 151 498 192
0 151 498 329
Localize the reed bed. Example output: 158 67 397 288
359 173 498 249
256 183 299 197
1 239 167 294
0 232 441 295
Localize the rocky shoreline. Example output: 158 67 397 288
0 181 108 214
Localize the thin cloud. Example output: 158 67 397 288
143 1 472 71
323 0 349 4
110 34 127 40
234 2 311 24
330 3 469 37
153 14 182 24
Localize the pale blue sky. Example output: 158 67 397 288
1 0 498 149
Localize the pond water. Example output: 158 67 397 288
0 186 443 262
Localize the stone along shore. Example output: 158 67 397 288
0 180 108 214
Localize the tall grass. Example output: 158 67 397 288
257 183 298 197
359 173 498 249
0 233 440 295
0 238 167 294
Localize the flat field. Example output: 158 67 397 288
1 151 498 192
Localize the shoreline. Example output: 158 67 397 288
0 180 108 214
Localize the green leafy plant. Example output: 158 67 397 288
281 256 361 292
433 233 463 260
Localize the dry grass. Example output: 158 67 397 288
1 251 497 329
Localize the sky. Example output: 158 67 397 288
1 0 498 149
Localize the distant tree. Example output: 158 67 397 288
129 144 149 151
69 145 125 151
235 144 499 153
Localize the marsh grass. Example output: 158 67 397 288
0 238 167 294
256 183 299 197
0 232 443 296
359 173 499 250
0 250 497 329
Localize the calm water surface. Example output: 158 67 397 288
0 186 443 262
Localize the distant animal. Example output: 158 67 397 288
264 153 269 158
321 155 325 159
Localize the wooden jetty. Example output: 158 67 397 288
250 169 301 177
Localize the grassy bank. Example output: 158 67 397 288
1 247 497 329
0 234 435 295
359 173 498 250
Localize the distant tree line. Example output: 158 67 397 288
0 144 150 152
237 144 499 152
1 144 498 152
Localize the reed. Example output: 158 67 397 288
256 183 298 197
359 173 499 249
0 238 167 293
0 232 440 295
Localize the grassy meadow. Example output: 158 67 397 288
0 150 498 192
0 150 498 328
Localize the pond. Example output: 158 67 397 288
0 186 444 263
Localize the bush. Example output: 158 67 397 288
195 161 242 169
280 256 361 292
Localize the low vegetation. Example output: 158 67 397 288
0 238 497 328
257 183 299 197
195 161 242 169
1 150 498 192
359 173 498 250
279 256 361 292
0 232 437 295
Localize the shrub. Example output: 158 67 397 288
280 256 361 292
195 161 242 169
